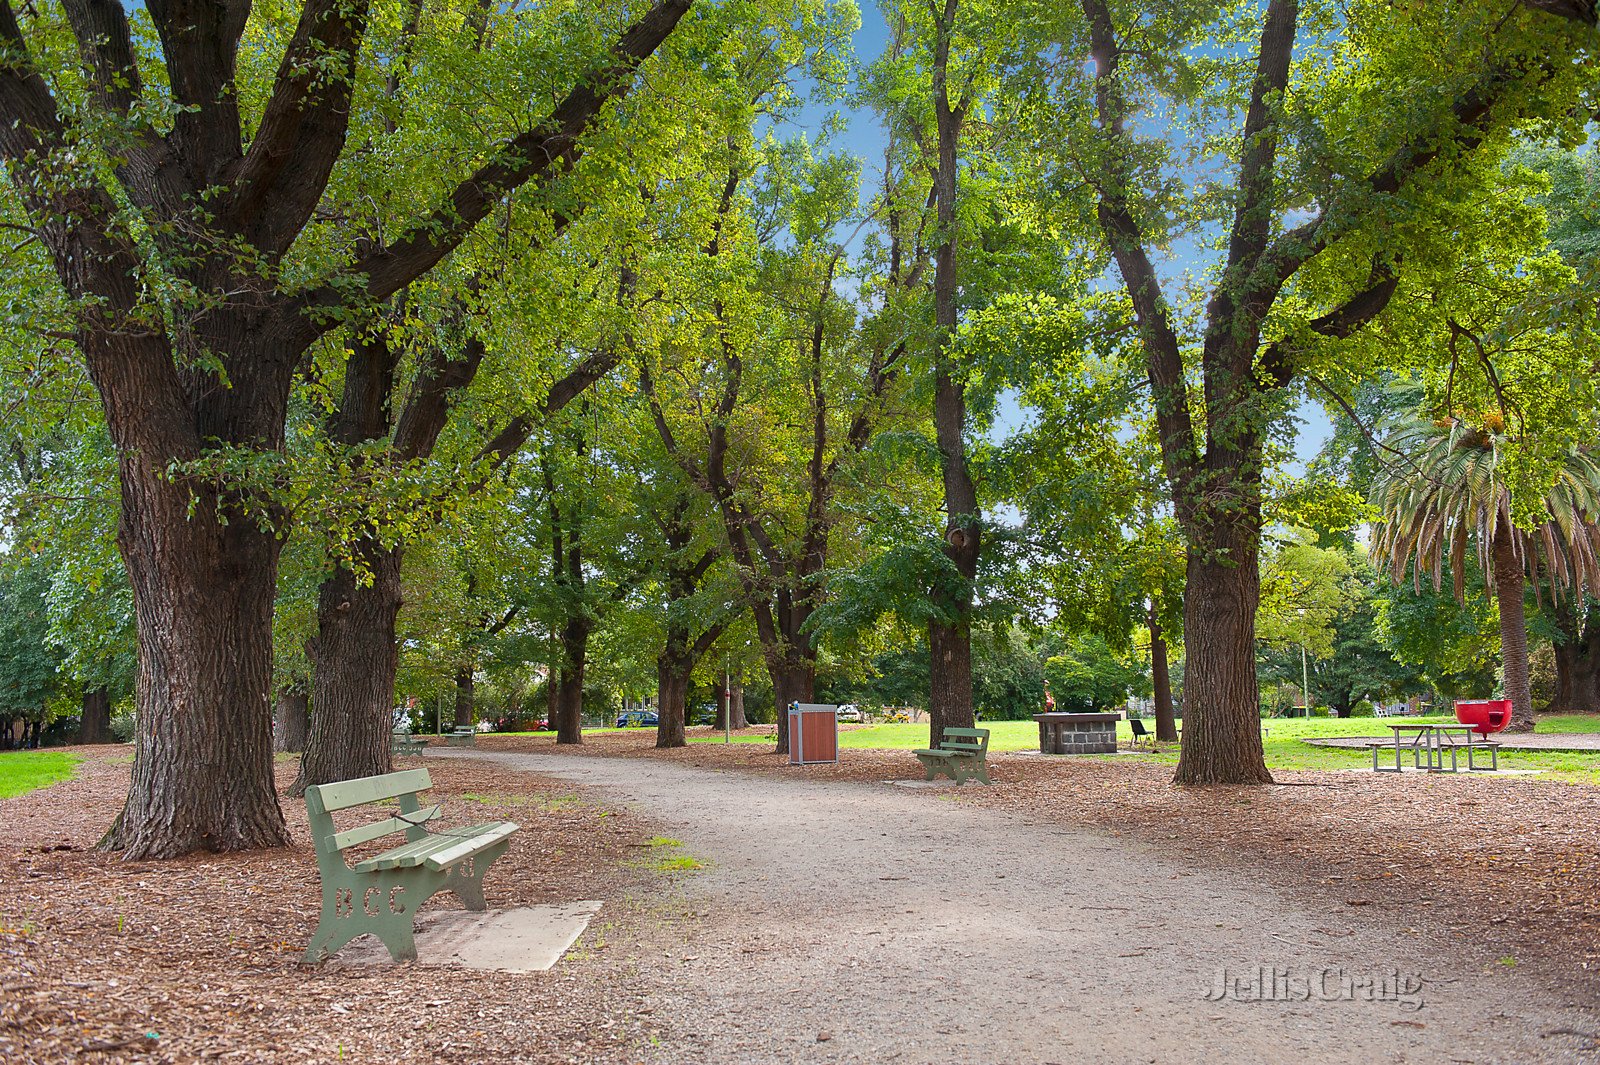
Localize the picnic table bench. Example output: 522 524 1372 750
444 725 477 747
1368 723 1499 773
390 731 428 756
302 768 518 963
913 727 990 785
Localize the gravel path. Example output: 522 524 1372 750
436 749 1599 1064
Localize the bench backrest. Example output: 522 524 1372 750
304 769 434 864
939 727 990 755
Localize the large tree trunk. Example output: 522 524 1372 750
928 618 975 747
294 549 403 790
1492 527 1535 732
102 491 291 858
555 616 592 745
273 688 309 755
715 672 729 730
1148 607 1178 743
1172 540 1272 785
767 653 816 751
79 687 113 745
1550 601 1600 714
454 664 475 729
925 0 979 751
656 649 691 749
729 668 747 729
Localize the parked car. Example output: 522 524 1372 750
836 704 863 723
615 710 660 728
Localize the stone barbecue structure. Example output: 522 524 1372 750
1033 712 1120 755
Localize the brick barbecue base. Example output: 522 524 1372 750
1033 712 1120 755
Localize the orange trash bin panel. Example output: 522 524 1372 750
788 703 839 764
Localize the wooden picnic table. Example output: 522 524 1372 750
1372 723 1498 773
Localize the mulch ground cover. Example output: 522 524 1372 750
7 730 1599 1061
0 749 675 1064
486 727 1600 999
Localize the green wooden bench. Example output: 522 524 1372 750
302 768 518 963
444 725 477 747
913 727 991 785
390 731 428 757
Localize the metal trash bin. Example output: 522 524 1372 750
787 702 839 764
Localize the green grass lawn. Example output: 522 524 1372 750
680 713 1600 782
0 750 80 799
503 712 1600 783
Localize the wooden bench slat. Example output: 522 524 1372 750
331 804 442 852
310 768 434 813
422 821 521 871
352 821 516 872
354 833 461 873
352 833 459 873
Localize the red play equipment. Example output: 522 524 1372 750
1455 699 1512 738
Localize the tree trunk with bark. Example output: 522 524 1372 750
928 617 974 746
554 614 592 744
925 0 980 750
79 687 113 745
274 687 310 755
294 548 402 789
729 669 747 729
454 664 475 729
767 650 817 745
1148 608 1178 742
103 497 291 856
1492 527 1535 732
1172 538 1272 784
1550 600 1600 714
656 651 691 749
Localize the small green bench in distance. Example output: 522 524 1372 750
444 725 477 747
302 768 518 963
391 731 428 757
913 727 991 785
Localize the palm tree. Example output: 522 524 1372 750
1370 417 1600 731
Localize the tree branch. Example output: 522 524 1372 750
1255 255 1400 389
1079 0 1199 493
145 1 249 182
393 336 486 461
1204 0 1299 362
225 0 372 254
309 0 692 307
